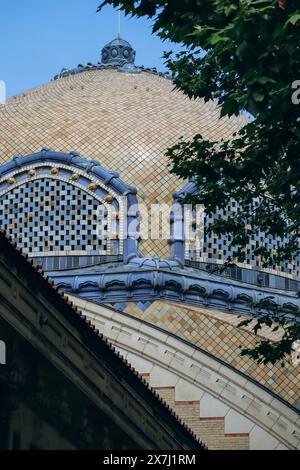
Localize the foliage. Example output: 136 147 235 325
238 298 300 365
98 0 300 363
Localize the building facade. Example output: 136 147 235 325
0 229 203 450
0 38 299 450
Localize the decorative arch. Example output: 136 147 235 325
71 296 300 450
171 181 300 290
0 149 140 266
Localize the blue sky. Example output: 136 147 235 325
0 0 181 98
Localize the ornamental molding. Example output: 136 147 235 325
50 259 300 320
70 295 300 449
0 150 140 262
172 180 300 281
53 63 172 81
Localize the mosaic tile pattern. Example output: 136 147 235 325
0 70 247 258
0 178 108 256
186 201 300 277
124 301 300 408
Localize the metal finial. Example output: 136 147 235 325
118 10 121 39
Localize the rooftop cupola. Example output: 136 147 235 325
101 36 136 66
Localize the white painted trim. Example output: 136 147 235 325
70 295 300 450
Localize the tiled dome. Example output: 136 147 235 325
0 67 247 257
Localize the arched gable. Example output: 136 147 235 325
0 149 140 268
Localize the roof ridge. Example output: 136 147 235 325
53 63 172 81
0 228 206 450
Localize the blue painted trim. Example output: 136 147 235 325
0 149 139 262
53 63 172 81
170 181 198 263
49 258 300 320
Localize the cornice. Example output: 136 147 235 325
0 229 204 449
70 295 300 449
49 259 300 320
53 63 172 81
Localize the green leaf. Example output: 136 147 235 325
256 76 277 85
285 13 300 27
252 91 265 102
236 41 250 60
224 4 238 16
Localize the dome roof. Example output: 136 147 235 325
0 68 247 258
106 37 132 48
